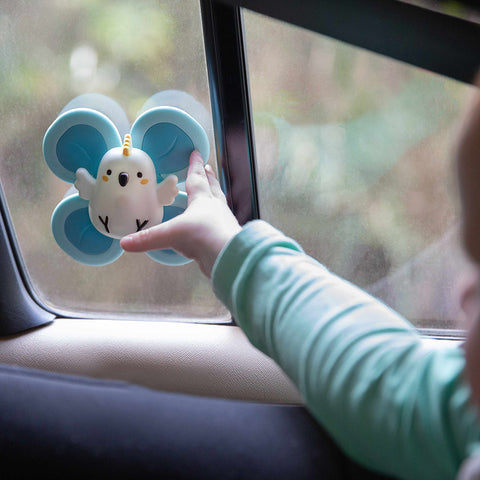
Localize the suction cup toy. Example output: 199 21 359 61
43 93 210 266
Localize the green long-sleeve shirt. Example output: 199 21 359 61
212 220 480 480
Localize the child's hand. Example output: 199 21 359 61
120 150 242 277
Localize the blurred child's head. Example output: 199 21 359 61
456 91 480 405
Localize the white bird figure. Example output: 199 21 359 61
43 99 210 266
75 134 179 239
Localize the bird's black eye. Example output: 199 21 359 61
137 172 143 178
106 169 112 175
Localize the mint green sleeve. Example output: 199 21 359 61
211 221 480 480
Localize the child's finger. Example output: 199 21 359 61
121 220 176 253
205 164 226 202
186 151 211 202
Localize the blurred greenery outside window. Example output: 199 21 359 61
1 0 476 329
403 0 480 22
0 0 229 321
243 10 476 330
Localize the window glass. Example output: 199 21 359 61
244 10 476 329
0 0 228 321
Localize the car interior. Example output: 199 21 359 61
0 0 479 478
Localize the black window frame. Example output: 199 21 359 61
1 0 479 335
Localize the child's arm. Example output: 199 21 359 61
121 149 480 480
211 220 479 480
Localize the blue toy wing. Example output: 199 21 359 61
130 107 209 184
146 192 192 266
43 108 122 184
51 194 123 266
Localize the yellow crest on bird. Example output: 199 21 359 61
123 134 132 157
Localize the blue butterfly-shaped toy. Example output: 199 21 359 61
43 95 210 266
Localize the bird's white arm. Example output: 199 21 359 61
75 168 96 200
157 175 179 206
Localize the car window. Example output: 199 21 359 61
0 0 228 321
243 9 475 330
